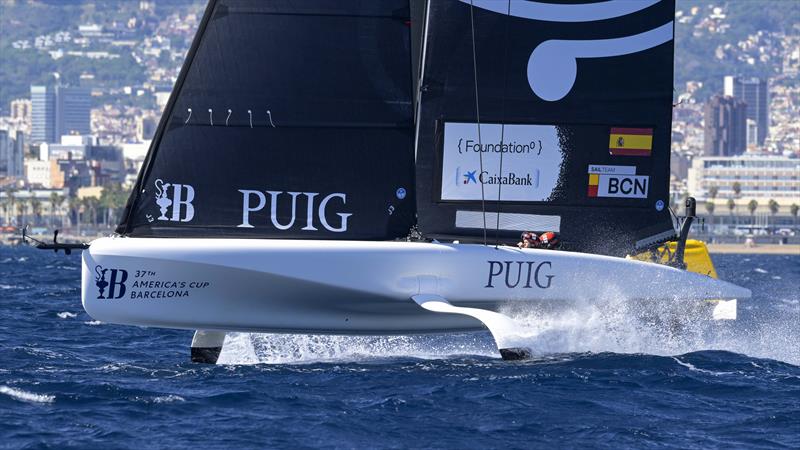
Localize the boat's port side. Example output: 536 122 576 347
81 237 751 362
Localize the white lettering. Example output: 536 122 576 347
268 191 300 230
302 192 319 231
238 189 352 232
237 190 266 228
318 193 351 233
170 184 195 222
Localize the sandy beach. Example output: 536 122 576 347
707 243 800 255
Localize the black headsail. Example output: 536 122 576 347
414 0 677 255
117 0 416 240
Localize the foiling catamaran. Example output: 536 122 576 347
35 0 750 363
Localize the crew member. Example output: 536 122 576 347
517 232 538 249
538 231 560 249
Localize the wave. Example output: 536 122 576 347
0 385 55 404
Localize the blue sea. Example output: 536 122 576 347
1 245 798 449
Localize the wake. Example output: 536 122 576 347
218 294 799 366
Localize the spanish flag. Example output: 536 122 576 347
609 127 653 156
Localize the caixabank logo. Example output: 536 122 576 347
94 265 128 299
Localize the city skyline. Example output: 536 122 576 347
0 0 798 236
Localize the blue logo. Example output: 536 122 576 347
463 170 478 184
95 265 128 299
655 199 665 211
396 187 406 200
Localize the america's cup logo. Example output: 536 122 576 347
463 0 674 101
154 179 195 222
94 265 128 299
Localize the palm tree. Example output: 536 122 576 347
82 197 100 230
30 197 42 227
0 194 8 226
705 201 715 233
748 199 758 218
67 195 81 231
768 199 779 216
727 198 736 214
79 197 90 230
708 185 719 201
6 188 16 226
767 199 779 232
791 204 799 226
727 198 737 228
49 192 65 228
732 181 742 198
99 184 127 227
16 201 25 227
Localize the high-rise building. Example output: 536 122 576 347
746 119 758 148
136 116 158 141
55 86 91 138
723 76 769 146
30 85 91 144
10 99 32 123
31 86 56 144
703 95 747 157
0 129 25 179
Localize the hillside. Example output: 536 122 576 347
0 0 797 111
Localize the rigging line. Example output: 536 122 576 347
495 0 511 248
469 0 487 246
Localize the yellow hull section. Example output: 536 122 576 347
633 240 718 279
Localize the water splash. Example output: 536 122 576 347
218 293 799 366
218 332 496 365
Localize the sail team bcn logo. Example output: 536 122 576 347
463 0 674 102
587 165 649 199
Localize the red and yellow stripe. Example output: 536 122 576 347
609 127 653 156
587 173 599 197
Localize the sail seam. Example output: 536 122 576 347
469 0 487 246
494 0 512 247
413 0 433 161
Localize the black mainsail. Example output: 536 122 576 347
117 0 416 240
413 0 677 255
118 0 678 256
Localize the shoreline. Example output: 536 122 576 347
3 235 798 256
707 243 800 255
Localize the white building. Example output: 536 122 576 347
688 156 800 205
39 134 97 160
24 160 54 188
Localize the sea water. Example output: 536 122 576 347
0 246 798 448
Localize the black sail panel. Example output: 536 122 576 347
118 0 416 240
415 0 677 255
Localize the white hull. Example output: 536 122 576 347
81 237 750 335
